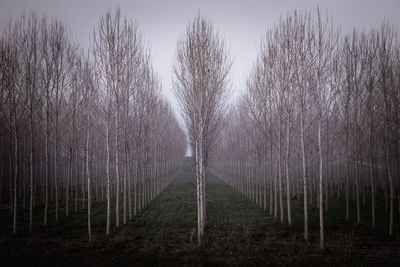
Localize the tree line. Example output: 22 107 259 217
0 9 186 241
1 7 399 249
212 9 400 250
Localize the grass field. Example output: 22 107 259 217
0 159 400 266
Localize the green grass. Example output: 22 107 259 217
0 162 399 266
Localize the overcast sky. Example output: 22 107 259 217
1 0 399 116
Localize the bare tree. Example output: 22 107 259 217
40 18 53 226
93 9 119 235
17 14 41 232
0 19 24 234
174 15 231 245
343 30 364 225
377 23 396 236
93 8 128 233
81 55 97 243
292 11 314 240
49 20 70 222
0 9 186 239
310 8 339 250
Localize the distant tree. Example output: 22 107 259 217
0 19 23 234
18 14 41 232
81 55 96 243
377 23 396 236
49 20 70 222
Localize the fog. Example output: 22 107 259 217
1 0 399 114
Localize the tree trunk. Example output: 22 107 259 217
13 130 18 234
66 106 75 217
318 117 324 250
325 118 329 212
278 115 283 223
345 104 350 221
106 109 111 235
75 148 78 213
385 110 394 236
44 95 49 225
29 112 34 232
274 158 278 219
201 146 206 235
135 147 139 216
123 141 127 225
128 149 132 219
300 105 308 240
354 103 360 224
54 111 59 222
86 118 91 243
115 107 120 228
285 114 292 226
66 147 71 217
196 142 202 245
269 121 273 215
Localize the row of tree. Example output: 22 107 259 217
0 9 186 241
212 9 400 250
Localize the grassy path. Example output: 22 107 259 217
1 158 399 266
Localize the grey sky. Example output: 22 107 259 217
1 0 399 115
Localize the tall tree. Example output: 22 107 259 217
174 15 231 245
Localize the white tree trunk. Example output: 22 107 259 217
66 148 71 217
300 107 308 240
385 114 394 236
13 131 18 234
115 107 120 228
123 141 127 225
318 118 324 250
354 104 360 224
345 107 350 221
278 116 283 223
285 115 292 226
86 118 91 243
106 111 111 235
127 148 132 219
196 142 202 245
44 106 49 225
29 113 33 232
54 111 59 222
